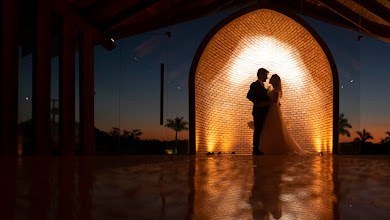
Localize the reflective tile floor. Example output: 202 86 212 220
1 155 390 220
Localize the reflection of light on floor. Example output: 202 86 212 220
6 155 390 219
17 132 23 156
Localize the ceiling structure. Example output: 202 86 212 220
18 0 390 55
64 0 390 44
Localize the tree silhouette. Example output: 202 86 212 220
354 129 374 143
109 127 121 137
109 127 121 149
130 129 143 140
165 117 188 154
339 113 352 137
381 131 390 144
123 129 142 140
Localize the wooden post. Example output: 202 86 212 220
79 31 95 155
59 16 76 155
160 63 164 125
79 156 94 220
0 0 19 155
32 0 52 155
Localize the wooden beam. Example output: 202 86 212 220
67 0 96 9
160 63 164 125
1 0 19 155
316 0 390 38
79 31 95 155
277 0 390 42
79 157 94 220
58 157 76 219
33 0 52 155
108 0 231 39
0 158 17 220
51 0 116 51
352 0 390 24
59 16 76 155
96 0 159 31
29 157 51 219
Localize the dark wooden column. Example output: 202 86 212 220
59 16 75 155
32 0 52 155
0 0 19 155
79 156 94 219
79 31 95 155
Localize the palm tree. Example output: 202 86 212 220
354 129 374 143
165 117 189 154
382 131 390 144
339 113 352 137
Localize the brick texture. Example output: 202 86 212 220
195 9 333 154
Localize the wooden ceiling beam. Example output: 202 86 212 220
274 0 389 42
282 0 364 30
67 0 96 8
315 0 390 37
97 0 160 32
351 0 390 24
51 0 115 50
108 0 254 39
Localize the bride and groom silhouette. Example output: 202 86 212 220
247 68 304 155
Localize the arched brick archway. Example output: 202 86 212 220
189 5 339 155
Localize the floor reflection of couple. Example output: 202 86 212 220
249 158 285 220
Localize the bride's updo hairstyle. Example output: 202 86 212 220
270 74 282 97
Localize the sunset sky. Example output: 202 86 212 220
18 8 390 143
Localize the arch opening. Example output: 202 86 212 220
189 7 339 155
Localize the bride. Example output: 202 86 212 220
249 74 304 155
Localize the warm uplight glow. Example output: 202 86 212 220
111 38 115 42
25 97 29 100
194 9 334 154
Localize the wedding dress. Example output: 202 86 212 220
249 89 304 155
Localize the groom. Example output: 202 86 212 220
247 68 270 155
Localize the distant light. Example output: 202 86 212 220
178 87 181 89
111 38 115 42
341 85 344 89
350 80 353 83
134 57 138 61
25 97 29 100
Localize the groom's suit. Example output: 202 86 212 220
247 80 270 154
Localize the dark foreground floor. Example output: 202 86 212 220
1 154 390 220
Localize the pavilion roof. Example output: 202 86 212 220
19 0 390 55
67 0 390 43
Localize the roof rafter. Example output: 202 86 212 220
98 0 160 32
51 0 116 50
108 0 249 39
316 0 390 38
351 0 390 24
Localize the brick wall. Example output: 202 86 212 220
195 9 333 154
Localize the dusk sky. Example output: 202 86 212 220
18 8 390 143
